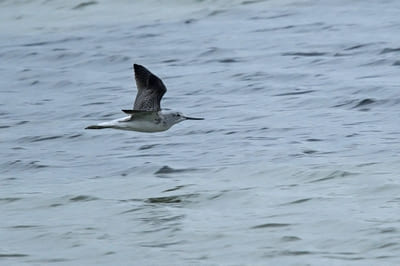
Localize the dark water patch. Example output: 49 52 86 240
356 75 381 79
254 25 295 32
360 59 388 66
251 223 291 229
332 99 358 108
282 52 327 57
184 18 197 24
377 242 397 249
233 71 271 81
393 60 400 66
52 48 67 51
49 203 63 207
162 59 179 63
69 195 99 202
139 144 158 150
282 198 312 205
380 227 397 234
218 58 239 63
0 197 21 203
303 149 317 154
162 185 187 193
103 251 115 256
306 138 323 142
101 112 118 118
280 250 312 256
274 90 314 96
137 33 160 39
241 0 264 5
3 160 49 170
120 207 143 214
22 41 48 47
0 253 29 257
323 255 364 261
380 47 400 54
147 196 183 204
250 13 294 20
208 192 225 200
22 37 84 47
82 101 109 106
140 240 187 248
309 170 358 183
155 165 198 175
19 135 63 143
344 44 371 51
146 193 198 204
334 52 352 57
281 236 301 242
9 225 40 229
208 10 227 17
0 125 10 129
30 258 70 263
68 134 82 139
72 1 98 10
353 98 375 108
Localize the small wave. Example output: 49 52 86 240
155 165 198 175
309 170 358 183
21 37 84 47
281 236 301 242
344 44 372 51
274 90 315 96
281 198 312 205
251 223 291 229
0 197 21 204
380 47 400 54
0 253 29 258
69 195 99 202
282 52 327 57
162 185 187 193
146 193 199 204
353 98 375 108
19 135 63 143
72 1 98 10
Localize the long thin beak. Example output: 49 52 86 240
184 116 204 120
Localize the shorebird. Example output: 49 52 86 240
85 64 203 132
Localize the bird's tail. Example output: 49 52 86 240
85 125 109 130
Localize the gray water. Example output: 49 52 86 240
1 0 400 265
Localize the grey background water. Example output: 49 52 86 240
1 0 400 265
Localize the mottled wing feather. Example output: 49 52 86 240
133 64 167 111
121 110 159 121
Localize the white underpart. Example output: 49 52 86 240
96 116 171 132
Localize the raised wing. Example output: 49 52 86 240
132 64 167 111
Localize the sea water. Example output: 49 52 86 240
1 0 400 265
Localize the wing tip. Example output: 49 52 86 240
122 109 134 114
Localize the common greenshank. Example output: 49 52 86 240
85 64 203 132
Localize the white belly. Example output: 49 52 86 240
98 116 170 132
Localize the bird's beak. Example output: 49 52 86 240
184 116 204 120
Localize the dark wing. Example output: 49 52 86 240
132 64 167 111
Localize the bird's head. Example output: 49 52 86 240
164 111 204 125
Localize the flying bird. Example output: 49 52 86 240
85 64 203 132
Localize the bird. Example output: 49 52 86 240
85 64 203 132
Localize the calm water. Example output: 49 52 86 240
1 0 400 265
